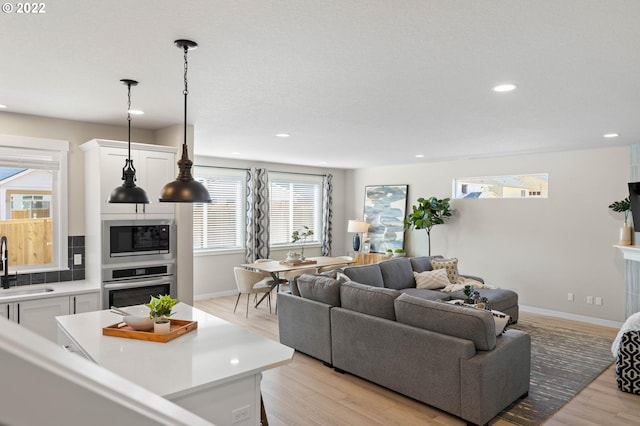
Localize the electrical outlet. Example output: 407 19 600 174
73 253 82 265
595 297 603 306
567 292 574 302
232 405 250 424
587 296 593 304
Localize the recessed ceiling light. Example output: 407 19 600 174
603 133 619 138
492 84 517 93
275 133 290 138
415 154 424 158
231 151 241 155
0 104 7 109
128 109 144 115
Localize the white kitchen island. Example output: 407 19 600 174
56 302 293 426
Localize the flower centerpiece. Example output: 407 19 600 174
291 225 314 260
146 294 178 334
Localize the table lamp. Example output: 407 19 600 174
348 220 369 251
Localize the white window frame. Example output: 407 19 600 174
268 172 323 249
192 167 246 254
0 135 69 273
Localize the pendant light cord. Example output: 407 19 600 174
182 45 189 159
127 82 132 164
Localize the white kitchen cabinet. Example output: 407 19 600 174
1 296 70 342
81 139 177 217
1 291 100 342
71 292 100 314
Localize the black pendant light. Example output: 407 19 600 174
158 39 212 203
108 79 150 204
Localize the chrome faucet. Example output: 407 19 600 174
1 236 17 289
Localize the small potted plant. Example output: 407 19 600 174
393 248 405 257
385 248 393 257
291 225 314 260
146 294 178 334
609 196 632 245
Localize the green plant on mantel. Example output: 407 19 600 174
609 197 631 226
146 294 178 322
404 196 453 256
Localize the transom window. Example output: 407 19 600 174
453 173 549 199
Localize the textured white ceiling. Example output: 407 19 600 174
1 1 639 169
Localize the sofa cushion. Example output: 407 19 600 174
379 257 416 290
394 293 496 350
409 255 443 273
340 281 400 320
297 274 342 306
342 264 385 288
413 269 450 289
430 257 459 284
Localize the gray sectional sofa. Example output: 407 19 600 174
277 256 530 426
342 256 519 321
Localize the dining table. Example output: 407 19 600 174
240 256 354 308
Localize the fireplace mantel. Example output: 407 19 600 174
614 245 640 262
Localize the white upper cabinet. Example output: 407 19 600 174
81 139 177 217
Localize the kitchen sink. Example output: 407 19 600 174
0 287 55 298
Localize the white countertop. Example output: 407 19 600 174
0 279 100 302
56 302 293 399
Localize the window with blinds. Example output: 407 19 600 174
0 136 68 271
193 167 246 251
269 172 323 246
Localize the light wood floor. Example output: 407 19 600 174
195 294 640 426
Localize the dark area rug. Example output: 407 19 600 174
494 320 615 425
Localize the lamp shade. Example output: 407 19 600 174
347 220 369 233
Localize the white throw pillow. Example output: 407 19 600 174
413 269 450 290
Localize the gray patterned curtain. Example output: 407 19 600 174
246 168 270 262
321 174 333 256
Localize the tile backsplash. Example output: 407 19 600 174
15 235 85 286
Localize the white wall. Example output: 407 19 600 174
346 147 629 323
193 156 347 298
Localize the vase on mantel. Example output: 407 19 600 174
618 223 633 246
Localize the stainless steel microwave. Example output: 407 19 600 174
102 219 176 264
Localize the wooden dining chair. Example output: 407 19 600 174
233 267 272 318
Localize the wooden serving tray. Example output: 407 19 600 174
279 259 318 266
102 319 198 343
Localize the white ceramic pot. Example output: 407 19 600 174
619 224 633 246
154 320 171 334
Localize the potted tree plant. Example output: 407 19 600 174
404 196 453 256
609 196 632 245
146 294 179 334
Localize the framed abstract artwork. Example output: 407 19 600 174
363 185 408 252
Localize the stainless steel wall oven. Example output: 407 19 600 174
102 262 176 309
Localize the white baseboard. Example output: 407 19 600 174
520 304 623 329
194 289 238 300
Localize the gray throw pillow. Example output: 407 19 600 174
297 274 342 306
340 281 400 321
